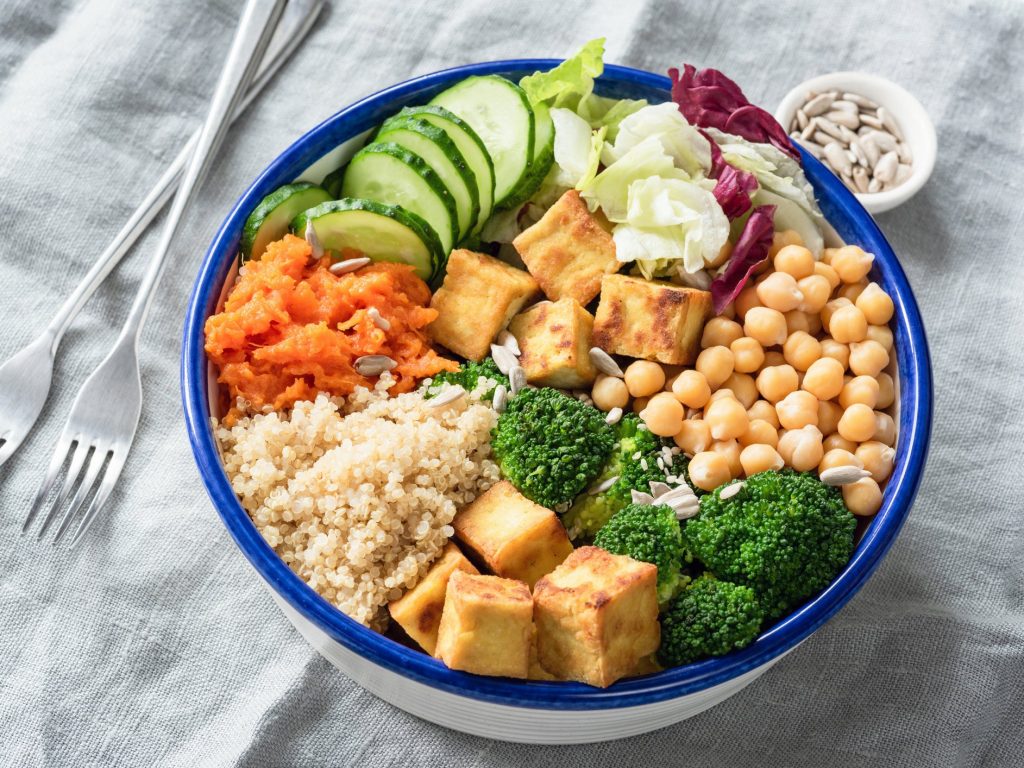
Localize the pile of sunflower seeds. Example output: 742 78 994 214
788 90 913 195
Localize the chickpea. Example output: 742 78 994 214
814 261 841 290
821 297 852 328
824 433 857 453
755 364 799 403
797 275 832 314
763 350 787 367
757 271 804 312
831 245 874 283
720 303 737 320
689 451 733 491
777 425 824 472
776 390 819 430
624 360 666 397
707 388 737 406
856 282 894 325
802 357 845 401
837 279 869 303
773 244 815 279
632 396 650 414
671 370 712 408
821 247 838 265
817 400 843 436
876 372 896 409
819 338 851 370
735 284 762 320
739 418 779 448
712 439 743 477
674 419 712 456
720 373 756 409
740 444 785 476
770 230 804 258
784 310 810 336
730 336 765 374
843 477 883 516
701 317 744 349
856 440 896 482
873 411 897 446
591 374 629 411
743 306 788 347
696 346 735 390
783 331 822 371
828 305 868 344
640 392 685 437
838 403 877 442
748 399 781 428
819 448 863 474
839 376 880 409
865 324 894 351
705 396 749 441
849 340 889 377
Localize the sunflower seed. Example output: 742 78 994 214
800 139 824 159
824 142 852 175
330 257 371 275
509 365 526 394
878 107 903 140
843 92 878 109
803 93 834 117
631 489 656 506
816 117 845 141
640 458 649 471
838 125 859 144
605 407 623 425
897 142 913 164
490 344 519 375
304 220 324 261
589 347 624 378
849 138 868 166
796 109 809 129
868 129 898 153
860 113 884 130
427 385 466 408
649 481 673 498
367 306 390 331
874 151 899 183
801 119 819 141
589 475 619 495
868 177 882 193
819 466 873 486
853 166 870 193
860 134 881 166
895 162 914 185
492 384 508 412
673 506 701 521
497 329 521 356
830 99 860 114
825 110 860 130
720 481 745 500
354 354 397 376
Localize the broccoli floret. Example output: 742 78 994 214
491 387 615 508
422 358 508 400
563 414 696 540
593 503 685 603
658 574 764 666
683 470 856 619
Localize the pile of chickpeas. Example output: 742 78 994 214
589 231 896 517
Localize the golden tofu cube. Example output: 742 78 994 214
533 546 660 688
388 542 479 655
428 249 539 361
508 298 598 389
513 190 620 306
592 274 712 365
453 480 573 589
435 571 533 678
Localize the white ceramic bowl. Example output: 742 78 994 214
775 72 936 214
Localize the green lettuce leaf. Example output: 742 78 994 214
519 38 605 109
576 93 647 141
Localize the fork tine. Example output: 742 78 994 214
51 446 110 544
67 449 128 548
23 433 76 534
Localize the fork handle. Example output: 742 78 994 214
44 0 322 349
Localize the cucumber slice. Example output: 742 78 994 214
241 182 332 261
399 105 495 236
341 142 458 254
429 75 534 209
321 166 345 198
500 101 555 209
291 198 442 282
376 116 479 240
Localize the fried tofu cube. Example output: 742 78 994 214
434 571 533 678
507 298 598 389
453 480 573 589
592 274 712 365
533 546 660 688
428 249 539 361
512 190 620 306
388 542 479 655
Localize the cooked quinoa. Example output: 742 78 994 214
215 375 500 626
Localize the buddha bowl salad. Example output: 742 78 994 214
206 40 898 688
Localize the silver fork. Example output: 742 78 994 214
23 0 289 546
0 0 322 475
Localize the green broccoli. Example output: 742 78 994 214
491 387 615 508
683 470 856 619
658 574 764 667
593 503 685 603
422 358 508 400
562 414 696 540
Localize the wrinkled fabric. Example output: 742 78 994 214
1 0 1022 766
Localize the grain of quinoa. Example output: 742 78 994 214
215 374 500 626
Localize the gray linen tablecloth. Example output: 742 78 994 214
2 0 1022 765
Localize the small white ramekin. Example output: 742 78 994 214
775 72 936 215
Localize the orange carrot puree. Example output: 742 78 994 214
204 234 457 424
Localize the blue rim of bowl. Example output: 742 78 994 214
181 60 933 710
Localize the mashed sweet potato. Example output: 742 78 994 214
205 234 457 424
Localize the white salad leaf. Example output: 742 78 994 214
548 107 595 189
575 92 647 141
579 136 680 222
602 103 713 179
575 125 606 191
